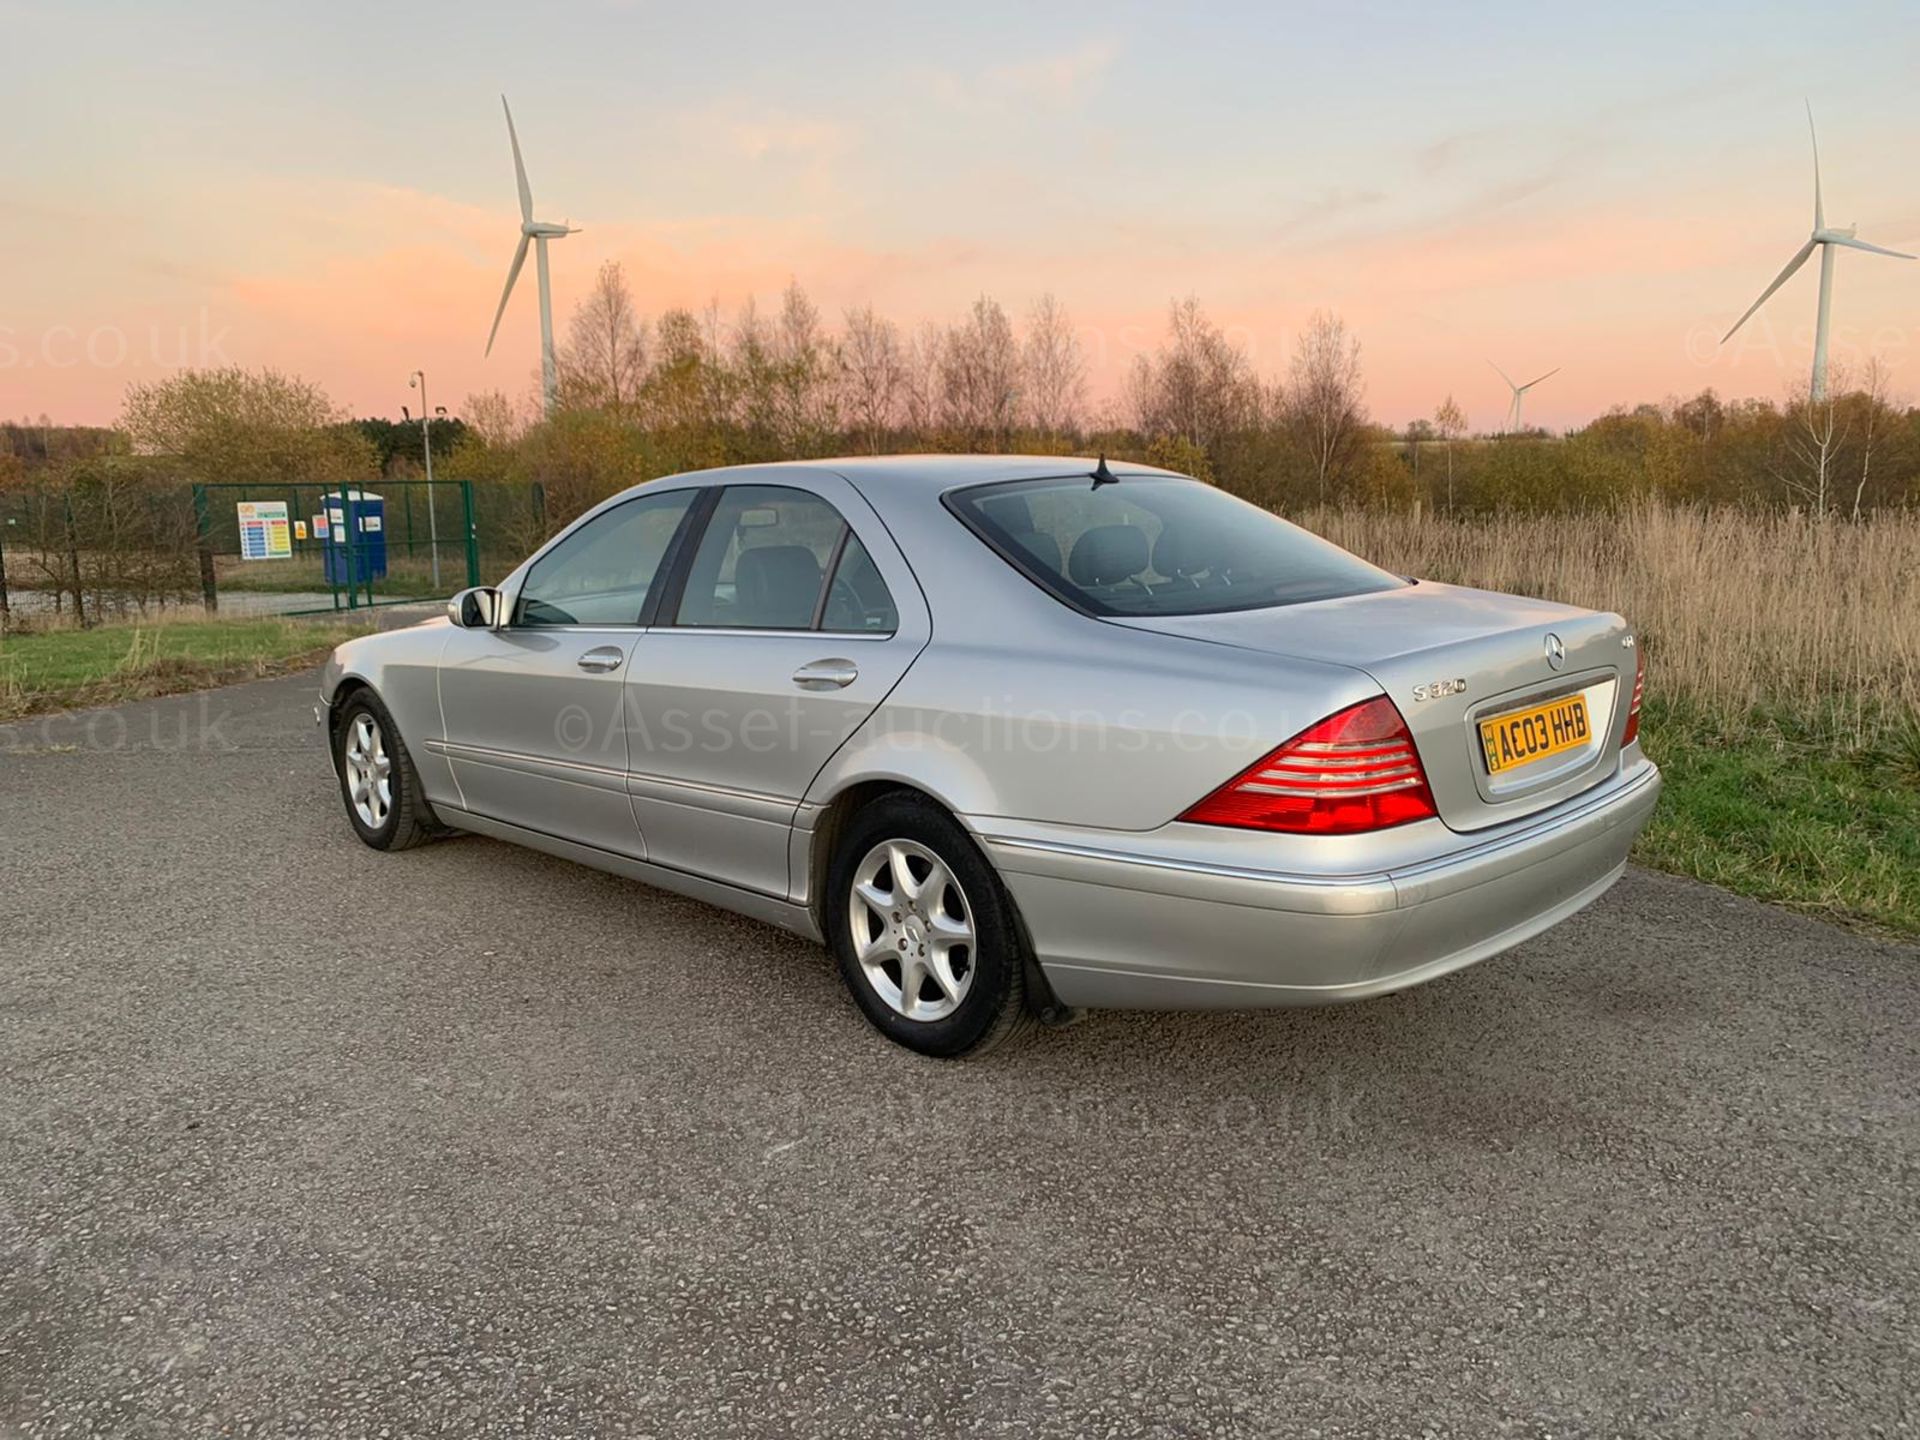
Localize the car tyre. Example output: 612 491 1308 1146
333 689 442 852
827 793 1034 1059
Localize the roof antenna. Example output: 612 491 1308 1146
1089 454 1118 489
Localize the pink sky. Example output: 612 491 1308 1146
4 2 1916 433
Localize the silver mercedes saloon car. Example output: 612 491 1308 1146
320 456 1659 1057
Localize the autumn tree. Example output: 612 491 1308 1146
556 261 650 418
121 367 372 486
641 307 732 472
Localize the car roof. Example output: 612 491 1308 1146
657 454 1189 493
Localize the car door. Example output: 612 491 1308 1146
435 486 699 857
624 477 930 897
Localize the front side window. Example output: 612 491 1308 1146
676 485 895 633
949 474 1404 617
515 488 695 626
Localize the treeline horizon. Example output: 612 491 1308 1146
6 262 1918 526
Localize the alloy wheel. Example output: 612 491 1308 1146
343 712 393 831
846 838 977 1022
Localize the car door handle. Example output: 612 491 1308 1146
792 658 859 690
577 646 625 674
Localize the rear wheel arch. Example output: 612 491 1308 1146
806 780 1071 1032
807 780 929 930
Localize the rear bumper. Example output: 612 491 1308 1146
979 758 1662 1010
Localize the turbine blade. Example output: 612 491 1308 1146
1721 239 1818 342
1486 359 1518 392
1806 100 1823 232
1520 367 1561 390
503 95 533 223
485 235 531 356
1827 234 1916 260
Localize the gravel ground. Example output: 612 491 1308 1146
2 672 1915 1438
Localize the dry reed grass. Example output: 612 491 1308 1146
1303 501 1920 742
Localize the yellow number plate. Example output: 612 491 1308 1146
1478 694 1591 775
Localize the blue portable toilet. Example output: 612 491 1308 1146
322 489 387 587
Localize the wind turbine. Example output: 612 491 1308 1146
1488 361 1560 433
485 96 578 418
1721 103 1913 401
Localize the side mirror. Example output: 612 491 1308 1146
448 586 502 628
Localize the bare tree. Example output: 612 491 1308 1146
1405 418 1433 485
462 389 525 448
899 322 944 445
840 305 903 454
1852 357 1890 522
939 297 1021 450
728 296 778 446
1130 297 1257 454
1021 293 1087 442
1282 310 1368 506
1433 394 1467 514
773 282 839 456
556 261 649 418
1772 370 1852 517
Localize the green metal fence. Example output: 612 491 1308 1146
0 480 560 625
0 477 552 625
189 479 481 614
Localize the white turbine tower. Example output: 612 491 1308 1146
1489 361 1560 433
1721 103 1913 401
485 96 578 418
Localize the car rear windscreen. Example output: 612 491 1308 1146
947 474 1405 617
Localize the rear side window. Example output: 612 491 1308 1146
821 533 899 634
675 485 897 634
948 474 1403 617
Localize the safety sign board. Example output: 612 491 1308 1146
237 501 292 561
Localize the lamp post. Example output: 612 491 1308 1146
408 371 442 590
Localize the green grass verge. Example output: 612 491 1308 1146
1634 698 1920 937
211 557 448 598
0 616 375 721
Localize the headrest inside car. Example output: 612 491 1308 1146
735 544 822 622
1152 525 1215 580
1069 525 1150 587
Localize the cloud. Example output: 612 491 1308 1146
655 102 856 204
1270 187 1388 239
923 37 1121 111
723 114 854 166
986 38 1120 98
1415 133 1472 175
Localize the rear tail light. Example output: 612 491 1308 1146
1180 695 1438 835
1622 644 1646 745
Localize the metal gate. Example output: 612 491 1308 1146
189 480 480 615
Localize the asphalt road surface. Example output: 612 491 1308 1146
3 673 1916 1438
